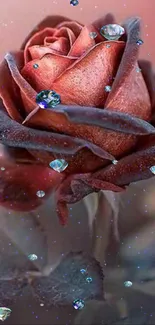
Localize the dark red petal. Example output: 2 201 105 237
85 179 125 192
21 53 76 93
0 52 24 122
56 200 69 225
53 105 155 135
23 107 138 159
105 17 151 121
0 109 116 161
93 144 155 186
0 154 63 211
53 41 125 107
56 175 124 225
4 52 37 111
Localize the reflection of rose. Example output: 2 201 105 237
0 14 155 224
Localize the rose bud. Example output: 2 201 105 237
0 14 155 225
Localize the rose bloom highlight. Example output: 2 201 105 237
0 14 155 224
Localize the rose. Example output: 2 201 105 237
0 14 155 225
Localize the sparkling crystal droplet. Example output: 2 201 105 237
150 166 155 174
0 307 12 321
70 0 79 5
136 39 144 46
112 159 118 165
80 268 87 275
28 254 38 261
86 277 93 283
49 159 68 173
105 85 112 92
36 190 45 198
89 32 97 39
100 24 125 40
136 67 142 72
124 281 132 287
33 63 39 69
36 90 61 109
73 299 85 310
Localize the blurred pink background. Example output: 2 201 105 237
0 0 155 65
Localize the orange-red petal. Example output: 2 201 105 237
53 41 125 107
21 53 76 95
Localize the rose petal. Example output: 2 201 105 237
46 37 70 55
55 20 83 37
56 201 69 225
21 53 76 94
28 27 76 60
28 40 70 59
4 52 37 112
68 25 96 57
93 143 155 186
53 41 125 107
0 52 24 122
23 106 138 158
54 105 155 135
56 175 124 224
0 109 116 162
86 179 125 192
53 26 76 48
21 15 73 51
0 158 63 212
24 28 55 63
105 17 152 121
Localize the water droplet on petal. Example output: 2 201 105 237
100 24 125 41
36 90 61 109
150 166 155 174
73 299 85 310
106 44 111 48
89 32 97 39
0 307 12 321
80 268 87 275
36 190 45 198
0 167 5 171
136 67 142 72
49 159 68 173
70 0 79 5
136 39 144 46
105 85 112 92
112 160 118 165
124 281 132 287
86 277 92 283
28 254 38 261
33 63 39 69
